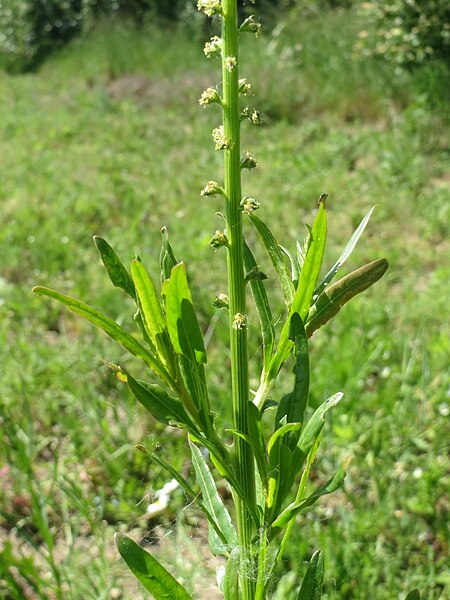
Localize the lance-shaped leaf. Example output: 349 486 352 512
136 445 230 550
249 213 295 306
189 440 238 556
163 263 207 365
32 287 172 384
127 373 198 431
291 199 327 321
280 244 300 287
290 392 343 481
305 258 389 338
94 236 136 299
243 240 275 373
115 533 193 600
267 422 302 519
222 548 240 599
131 259 167 350
228 403 268 489
275 313 309 438
297 393 343 456
296 550 324 600
270 462 347 536
314 206 376 297
159 226 178 282
266 201 327 384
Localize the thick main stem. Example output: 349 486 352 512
221 2 256 598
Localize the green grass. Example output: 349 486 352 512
1 6 449 599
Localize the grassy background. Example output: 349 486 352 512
1 5 449 599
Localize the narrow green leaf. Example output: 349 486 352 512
222 548 240 599
159 226 178 282
136 445 230 549
32 287 171 383
296 550 324 600
268 423 303 457
189 440 238 556
243 240 275 373
115 533 193 600
249 213 295 306
247 401 268 485
280 244 300 287
94 236 136 299
127 373 196 430
290 392 343 481
227 426 268 488
267 422 301 518
131 260 167 348
163 263 207 365
270 463 347 534
266 201 327 384
405 591 421 600
305 258 389 338
297 392 343 456
275 313 309 435
315 206 376 297
291 199 327 321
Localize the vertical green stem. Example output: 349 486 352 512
221 1 256 598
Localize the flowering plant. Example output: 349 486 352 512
32 2 407 598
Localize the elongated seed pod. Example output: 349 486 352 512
305 258 388 337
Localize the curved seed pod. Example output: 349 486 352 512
305 258 388 338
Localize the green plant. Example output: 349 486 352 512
356 0 450 67
32 1 398 598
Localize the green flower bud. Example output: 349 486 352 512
241 106 263 125
239 15 261 37
204 36 222 58
240 196 260 213
240 151 258 169
201 181 225 197
238 79 252 96
212 126 231 150
245 266 268 282
209 230 229 248
213 293 229 309
197 0 222 17
225 56 237 71
199 87 221 107
233 312 247 330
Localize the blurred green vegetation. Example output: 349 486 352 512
0 2 449 599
